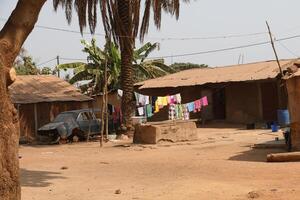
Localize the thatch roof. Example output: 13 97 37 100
136 59 300 90
9 75 93 104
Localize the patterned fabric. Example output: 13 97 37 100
169 104 176 120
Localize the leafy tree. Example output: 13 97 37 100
41 67 53 75
170 62 208 72
58 38 121 94
14 56 39 75
59 40 174 93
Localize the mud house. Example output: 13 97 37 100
9 75 93 142
135 59 300 124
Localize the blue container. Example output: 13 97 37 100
277 109 290 126
271 124 279 132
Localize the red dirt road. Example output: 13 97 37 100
20 127 300 200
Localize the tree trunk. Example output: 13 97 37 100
117 0 135 134
286 77 300 151
0 1 46 199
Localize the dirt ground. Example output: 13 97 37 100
20 124 300 200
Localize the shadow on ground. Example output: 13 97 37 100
228 143 287 162
21 168 66 187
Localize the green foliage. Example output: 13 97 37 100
41 67 53 75
14 49 54 75
170 62 208 72
14 56 39 75
60 39 174 94
133 42 175 82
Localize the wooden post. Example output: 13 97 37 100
105 87 109 140
34 103 38 137
266 21 283 76
56 55 60 78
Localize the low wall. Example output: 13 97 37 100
134 120 198 144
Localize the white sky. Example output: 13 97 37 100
1 0 300 69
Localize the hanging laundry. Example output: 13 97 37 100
169 104 176 120
187 102 195 112
162 96 168 106
137 107 144 116
167 95 171 104
146 104 153 117
154 100 160 113
169 95 176 104
176 104 183 119
201 96 208 106
156 97 164 107
152 96 157 106
178 104 183 119
175 94 182 104
182 104 190 120
113 107 122 124
194 99 202 112
134 92 150 106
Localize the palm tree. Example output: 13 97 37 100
133 42 175 82
98 0 189 131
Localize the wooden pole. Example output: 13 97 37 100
56 55 60 78
266 21 283 76
105 85 109 141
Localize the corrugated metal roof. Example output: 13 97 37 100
9 75 93 104
136 59 299 89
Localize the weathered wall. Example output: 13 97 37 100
286 77 300 150
134 121 198 144
225 82 263 123
92 92 121 110
18 101 91 142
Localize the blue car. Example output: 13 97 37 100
38 109 101 144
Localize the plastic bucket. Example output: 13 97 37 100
277 109 290 126
271 124 279 132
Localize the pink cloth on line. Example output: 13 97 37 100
201 96 208 106
194 99 202 112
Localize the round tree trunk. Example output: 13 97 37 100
0 65 20 200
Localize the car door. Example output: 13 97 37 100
89 111 101 134
77 112 91 133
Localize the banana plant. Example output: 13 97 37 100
59 39 174 94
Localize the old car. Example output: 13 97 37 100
38 109 101 144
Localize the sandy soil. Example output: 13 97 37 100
20 125 300 200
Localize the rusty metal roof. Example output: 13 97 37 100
9 75 93 104
136 59 299 89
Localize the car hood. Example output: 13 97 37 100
38 122 65 131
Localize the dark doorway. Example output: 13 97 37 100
260 82 278 122
213 88 226 119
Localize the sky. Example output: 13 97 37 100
1 0 300 70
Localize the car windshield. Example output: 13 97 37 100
53 113 76 123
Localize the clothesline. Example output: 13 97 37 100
134 92 209 121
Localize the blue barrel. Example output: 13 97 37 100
271 124 279 132
277 109 290 126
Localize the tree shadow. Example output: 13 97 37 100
21 168 66 187
228 141 288 162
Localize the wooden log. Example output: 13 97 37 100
267 152 300 162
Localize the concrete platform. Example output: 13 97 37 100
133 120 198 144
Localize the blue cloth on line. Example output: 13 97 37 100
187 102 195 112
